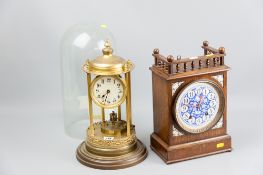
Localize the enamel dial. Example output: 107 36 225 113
91 75 126 108
174 80 224 134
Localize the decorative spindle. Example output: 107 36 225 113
167 55 174 74
176 64 179 73
191 61 194 70
184 62 187 71
213 57 217 66
219 47 225 65
165 64 168 71
154 57 157 66
206 59 210 67
162 61 165 69
176 55 181 73
199 60 202 68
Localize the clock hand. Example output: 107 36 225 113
104 93 108 102
102 89 110 99
188 103 197 109
198 95 204 109
103 89 111 103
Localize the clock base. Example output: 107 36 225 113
150 133 232 164
76 139 147 169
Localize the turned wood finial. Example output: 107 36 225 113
219 47 225 54
203 41 209 46
153 48 159 54
167 55 174 62
177 55 181 60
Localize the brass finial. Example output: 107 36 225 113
82 59 90 72
85 59 90 65
102 40 113 55
123 61 129 72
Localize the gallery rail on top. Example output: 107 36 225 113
152 41 226 74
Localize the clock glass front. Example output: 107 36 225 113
174 80 224 133
91 75 126 108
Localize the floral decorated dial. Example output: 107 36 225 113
175 81 224 133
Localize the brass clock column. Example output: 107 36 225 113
76 40 147 169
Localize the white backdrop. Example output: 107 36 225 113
1 0 263 175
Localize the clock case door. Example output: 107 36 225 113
150 65 232 164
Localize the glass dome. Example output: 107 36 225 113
61 23 116 139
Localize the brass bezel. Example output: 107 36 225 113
173 79 225 134
90 75 127 109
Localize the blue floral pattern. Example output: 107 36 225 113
176 82 219 129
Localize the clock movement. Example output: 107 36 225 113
150 41 232 163
76 40 147 169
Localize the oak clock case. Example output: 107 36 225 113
150 41 232 164
76 41 147 169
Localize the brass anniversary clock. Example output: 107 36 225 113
150 41 232 163
76 41 147 169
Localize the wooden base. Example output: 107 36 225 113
150 133 232 164
76 139 147 169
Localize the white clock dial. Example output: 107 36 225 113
174 80 224 134
91 75 126 108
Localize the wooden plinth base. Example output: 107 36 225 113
150 133 232 164
76 139 147 169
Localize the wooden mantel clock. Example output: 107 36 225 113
149 41 232 164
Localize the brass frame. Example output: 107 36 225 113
125 72 132 136
87 73 94 135
90 75 127 109
76 41 147 169
173 79 225 134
